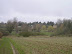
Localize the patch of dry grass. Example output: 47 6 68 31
9 36 72 54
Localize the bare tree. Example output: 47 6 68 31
6 20 14 33
56 19 62 27
21 23 28 32
13 17 18 33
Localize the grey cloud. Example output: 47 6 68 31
0 0 72 22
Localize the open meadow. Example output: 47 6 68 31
8 36 72 54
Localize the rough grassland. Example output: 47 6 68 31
9 36 72 54
0 37 13 54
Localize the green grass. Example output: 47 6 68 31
9 36 72 54
0 37 13 54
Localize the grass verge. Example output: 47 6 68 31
0 37 13 54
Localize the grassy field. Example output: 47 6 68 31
9 36 72 54
0 37 13 54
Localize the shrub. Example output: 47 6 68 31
19 32 44 37
0 32 3 38
19 31 31 37
0 28 9 36
2 31 9 36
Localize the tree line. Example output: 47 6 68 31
0 18 55 37
0 18 72 37
53 19 72 36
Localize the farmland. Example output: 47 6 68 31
8 36 72 54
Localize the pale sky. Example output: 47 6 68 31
0 0 72 23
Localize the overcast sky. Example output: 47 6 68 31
0 0 72 23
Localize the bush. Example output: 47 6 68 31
0 32 3 38
19 31 31 37
2 31 9 36
19 32 44 37
0 28 9 36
